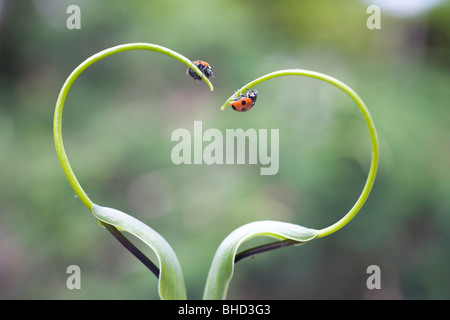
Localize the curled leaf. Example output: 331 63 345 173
203 220 318 300
91 204 186 300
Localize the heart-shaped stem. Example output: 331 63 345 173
54 43 213 211
202 70 379 299
53 43 213 298
222 69 379 239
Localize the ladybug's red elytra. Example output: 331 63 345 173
230 89 258 112
187 60 213 81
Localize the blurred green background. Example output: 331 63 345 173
1 0 449 299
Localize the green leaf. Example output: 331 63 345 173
203 220 318 300
91 204 186 300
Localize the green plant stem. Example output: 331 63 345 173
53 43 213 280
222 69 379 239
54 43 213 211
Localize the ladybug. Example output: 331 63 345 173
230 89 258 112
187 60 213 81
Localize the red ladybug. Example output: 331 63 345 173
230 89 258 112
187 60 213 80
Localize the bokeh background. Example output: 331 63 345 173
1 0 449 299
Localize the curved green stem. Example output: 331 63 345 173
54 43 213 211
53 44 213 297
222 69 379 239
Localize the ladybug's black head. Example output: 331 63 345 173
187 62 213 80
199 64 213 79
246 89 258 102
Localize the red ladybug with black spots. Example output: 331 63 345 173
187 60 213 81
230 89 258 112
